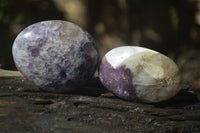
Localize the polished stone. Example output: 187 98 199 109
99 46 181 103
12 20 98 92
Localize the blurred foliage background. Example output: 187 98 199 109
0 0 200 90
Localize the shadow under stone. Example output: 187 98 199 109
153 91 199 108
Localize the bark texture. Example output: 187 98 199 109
0 70 200 133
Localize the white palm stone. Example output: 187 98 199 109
99 46 181 103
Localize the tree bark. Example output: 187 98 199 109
0 69 200 133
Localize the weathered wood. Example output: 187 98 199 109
0 70 200 133
0 69 22 77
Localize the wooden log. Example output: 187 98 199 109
0 69 200 133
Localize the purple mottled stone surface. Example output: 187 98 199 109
12 20 98 92
99 57 138 101
99 46 181 103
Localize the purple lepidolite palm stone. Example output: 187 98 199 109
12 20 98 92
99 46 181 103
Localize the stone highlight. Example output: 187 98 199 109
12 20 98 92
99 46 181 103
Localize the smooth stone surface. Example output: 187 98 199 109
12 20 98 92
99 46 181 103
